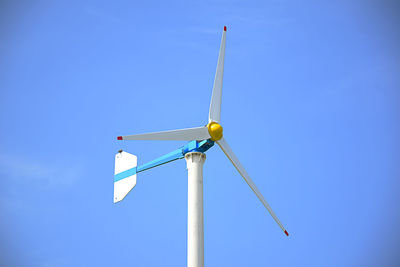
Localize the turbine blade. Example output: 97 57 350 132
208 26 227 123
216 137 289 236
117 126 210 141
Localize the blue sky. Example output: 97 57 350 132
1 1 399 266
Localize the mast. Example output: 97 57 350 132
185 152 206 267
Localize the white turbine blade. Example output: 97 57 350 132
216 137 289 236
117 126 210 141
208 26 227 123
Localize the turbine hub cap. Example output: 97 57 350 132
207 122 223 141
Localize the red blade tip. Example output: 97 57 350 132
284 230 289 236
224 26 227 31
117 136 123 140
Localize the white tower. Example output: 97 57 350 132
185 152 206 267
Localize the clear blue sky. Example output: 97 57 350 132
1 1 399 266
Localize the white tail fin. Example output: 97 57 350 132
114 151 137 203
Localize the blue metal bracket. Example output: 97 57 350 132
138 139 214 173
114 139 214 182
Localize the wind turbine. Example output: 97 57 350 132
114 26 289 267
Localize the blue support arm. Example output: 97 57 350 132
136 148 184 173
114 139 214 182
137 139 214 174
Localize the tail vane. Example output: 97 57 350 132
114 151 137 203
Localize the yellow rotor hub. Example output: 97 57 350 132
207 122 223 141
